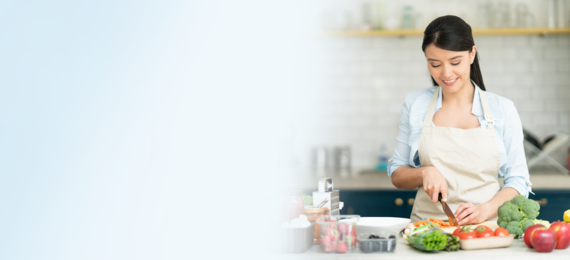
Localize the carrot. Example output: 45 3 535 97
429 218 451 228
413 221 427 227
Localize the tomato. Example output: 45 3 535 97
453 228 461 236
477 229 494 238
459 231 477 240
495 227 510 237
474 226 491 236
475 225 490 231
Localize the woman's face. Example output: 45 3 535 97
424 44 476 93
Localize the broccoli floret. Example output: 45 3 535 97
521 218 535 231
497 202 519 222
497 202 511 216
506 221 524 236
498 220 509 228
511 209 524 222
512 195 527 207
521 200 540 220
497 195 542 238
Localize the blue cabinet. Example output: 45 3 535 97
340 189 570 222
529 190 570 222
340 190 417 218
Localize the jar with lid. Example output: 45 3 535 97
304 207 325 244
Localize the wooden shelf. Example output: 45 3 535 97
326 28 570 37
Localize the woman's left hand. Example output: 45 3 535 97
454 203 487 225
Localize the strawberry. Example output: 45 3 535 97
336 241 348 253
326 228 340 240
345 234 356 247
323 239 336 252
321 236 332 247
337 223 348 234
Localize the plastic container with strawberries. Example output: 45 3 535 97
316 215 360 253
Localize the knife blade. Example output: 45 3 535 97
438 193 460 226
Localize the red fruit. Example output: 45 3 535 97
494 227 510 237
336 241 348 253
550 221 570 249
321 236 336 253
459 231 476 240
345 234 355 247
523 224 544 248
321 236 332 247
474 225 490 234
458 226 476 240
325 228 340 240
324 245 336 253
453 228 461 236
531 227 557 252
326 221 337 229
477 229 494 238
337 223 348 234
474 226 491 236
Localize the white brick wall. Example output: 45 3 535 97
300 34 570 170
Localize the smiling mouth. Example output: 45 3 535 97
442 78 458 86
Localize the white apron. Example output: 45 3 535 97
410 86 500 222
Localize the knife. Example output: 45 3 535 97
438 193 460 226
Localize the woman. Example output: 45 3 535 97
387 15 531 225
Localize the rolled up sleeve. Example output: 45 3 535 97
500 101 531 197
388 92 415 177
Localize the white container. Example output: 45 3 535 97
356 217 411 236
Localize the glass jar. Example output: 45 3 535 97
304 207 325 244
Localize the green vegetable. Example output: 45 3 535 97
497 195 540 237
410 222 439 236
407 229 447 252
301 194 312 206
443 233 460 252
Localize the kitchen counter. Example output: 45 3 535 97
286 169 570 191
277 238 570 259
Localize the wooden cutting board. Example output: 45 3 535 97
440 220 499 233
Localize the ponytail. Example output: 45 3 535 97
470 52 485 91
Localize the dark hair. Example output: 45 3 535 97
421 15 485 91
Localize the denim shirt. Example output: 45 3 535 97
387 85 532 197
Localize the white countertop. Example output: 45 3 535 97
277 238 570 259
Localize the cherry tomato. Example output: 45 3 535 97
453 228 461 236
477 229 494 238
474 226 491 236
459 231 477 240
494 227 510 236
475 225 490 231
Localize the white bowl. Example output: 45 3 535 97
356 217 411 236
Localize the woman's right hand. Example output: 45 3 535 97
421 166 448 203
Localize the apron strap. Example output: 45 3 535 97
477 86 494 129
423 87 440 127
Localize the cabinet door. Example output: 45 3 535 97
529 190 570 222
340 190 417 218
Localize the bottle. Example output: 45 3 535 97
376 144 389 171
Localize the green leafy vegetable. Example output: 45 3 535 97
407 229 447 252
443 233 460 252
301 194 312 206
